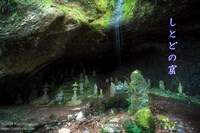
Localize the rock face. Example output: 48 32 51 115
0 0 200 103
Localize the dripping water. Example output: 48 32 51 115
114 0 124 72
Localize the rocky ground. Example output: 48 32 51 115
0 95 199 133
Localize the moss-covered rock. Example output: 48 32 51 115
134 107 155 133
123 118 141 133
128 70 149 114
156 115 176 131
94 0 107 13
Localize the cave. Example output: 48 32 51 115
0 0 200 132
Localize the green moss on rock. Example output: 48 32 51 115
123 118 141 133
156 115 176 131
134 107 155 133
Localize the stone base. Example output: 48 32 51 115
67 100 82 106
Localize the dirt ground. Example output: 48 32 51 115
0 95 200 133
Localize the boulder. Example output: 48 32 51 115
134 107 155 133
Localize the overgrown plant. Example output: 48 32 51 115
0 0 17 17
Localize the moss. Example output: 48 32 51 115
156 115 176 131
123 118 142 133
128 70 149 115
95 0 107 13
103 96 120 108
90 10 112 31
123 0 137 22
98 103 106 111
134 107 155 133
150 88 200 104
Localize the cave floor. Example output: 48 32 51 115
0 95 200 133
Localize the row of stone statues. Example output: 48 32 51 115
159 80 183 94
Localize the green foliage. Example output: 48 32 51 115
150 88 200 104
0 0 17 17
98 103 106 111
123 118 141 133
94 0 107 13
156 115 176 131
134 108 155 133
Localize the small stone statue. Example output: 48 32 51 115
94 83 98 97
84 75 90 84
41 83 50 103
79 82 84 94
110 82 116 97
114 77 118 83
105 78 109 83
99 89 103 98
159 80 165 90
55 90 65 104
147 79 151 89
79 73 84 82
72 82 78 101
178 82 183 94
123 80 128 90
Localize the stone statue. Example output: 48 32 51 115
99 89 103 98
114 77 118 83
55 90 65 104
128 70 149 115
178 82 183 94
159 80 165 90
110 82 116 97
84 75 90 84
105 78 109 83
79 82 84 94
94 83 98 97
41 83 50 103
68 82 82 106
79 73 84 82
147 79 151 89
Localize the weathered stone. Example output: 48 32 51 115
59 128 71 133
128 70 149 114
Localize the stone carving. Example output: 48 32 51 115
94 83 98 97
128 70 149 115
79 73 84 82
114 77 118 83
147 79 151 89
68 82 82 106
99 89 103 98
178 82 183 94
41 83 50 103
105 78 109 83
79 82 84 94
110 82 116 97
84 75 90 84
159 80 165 90
55 90 65 104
